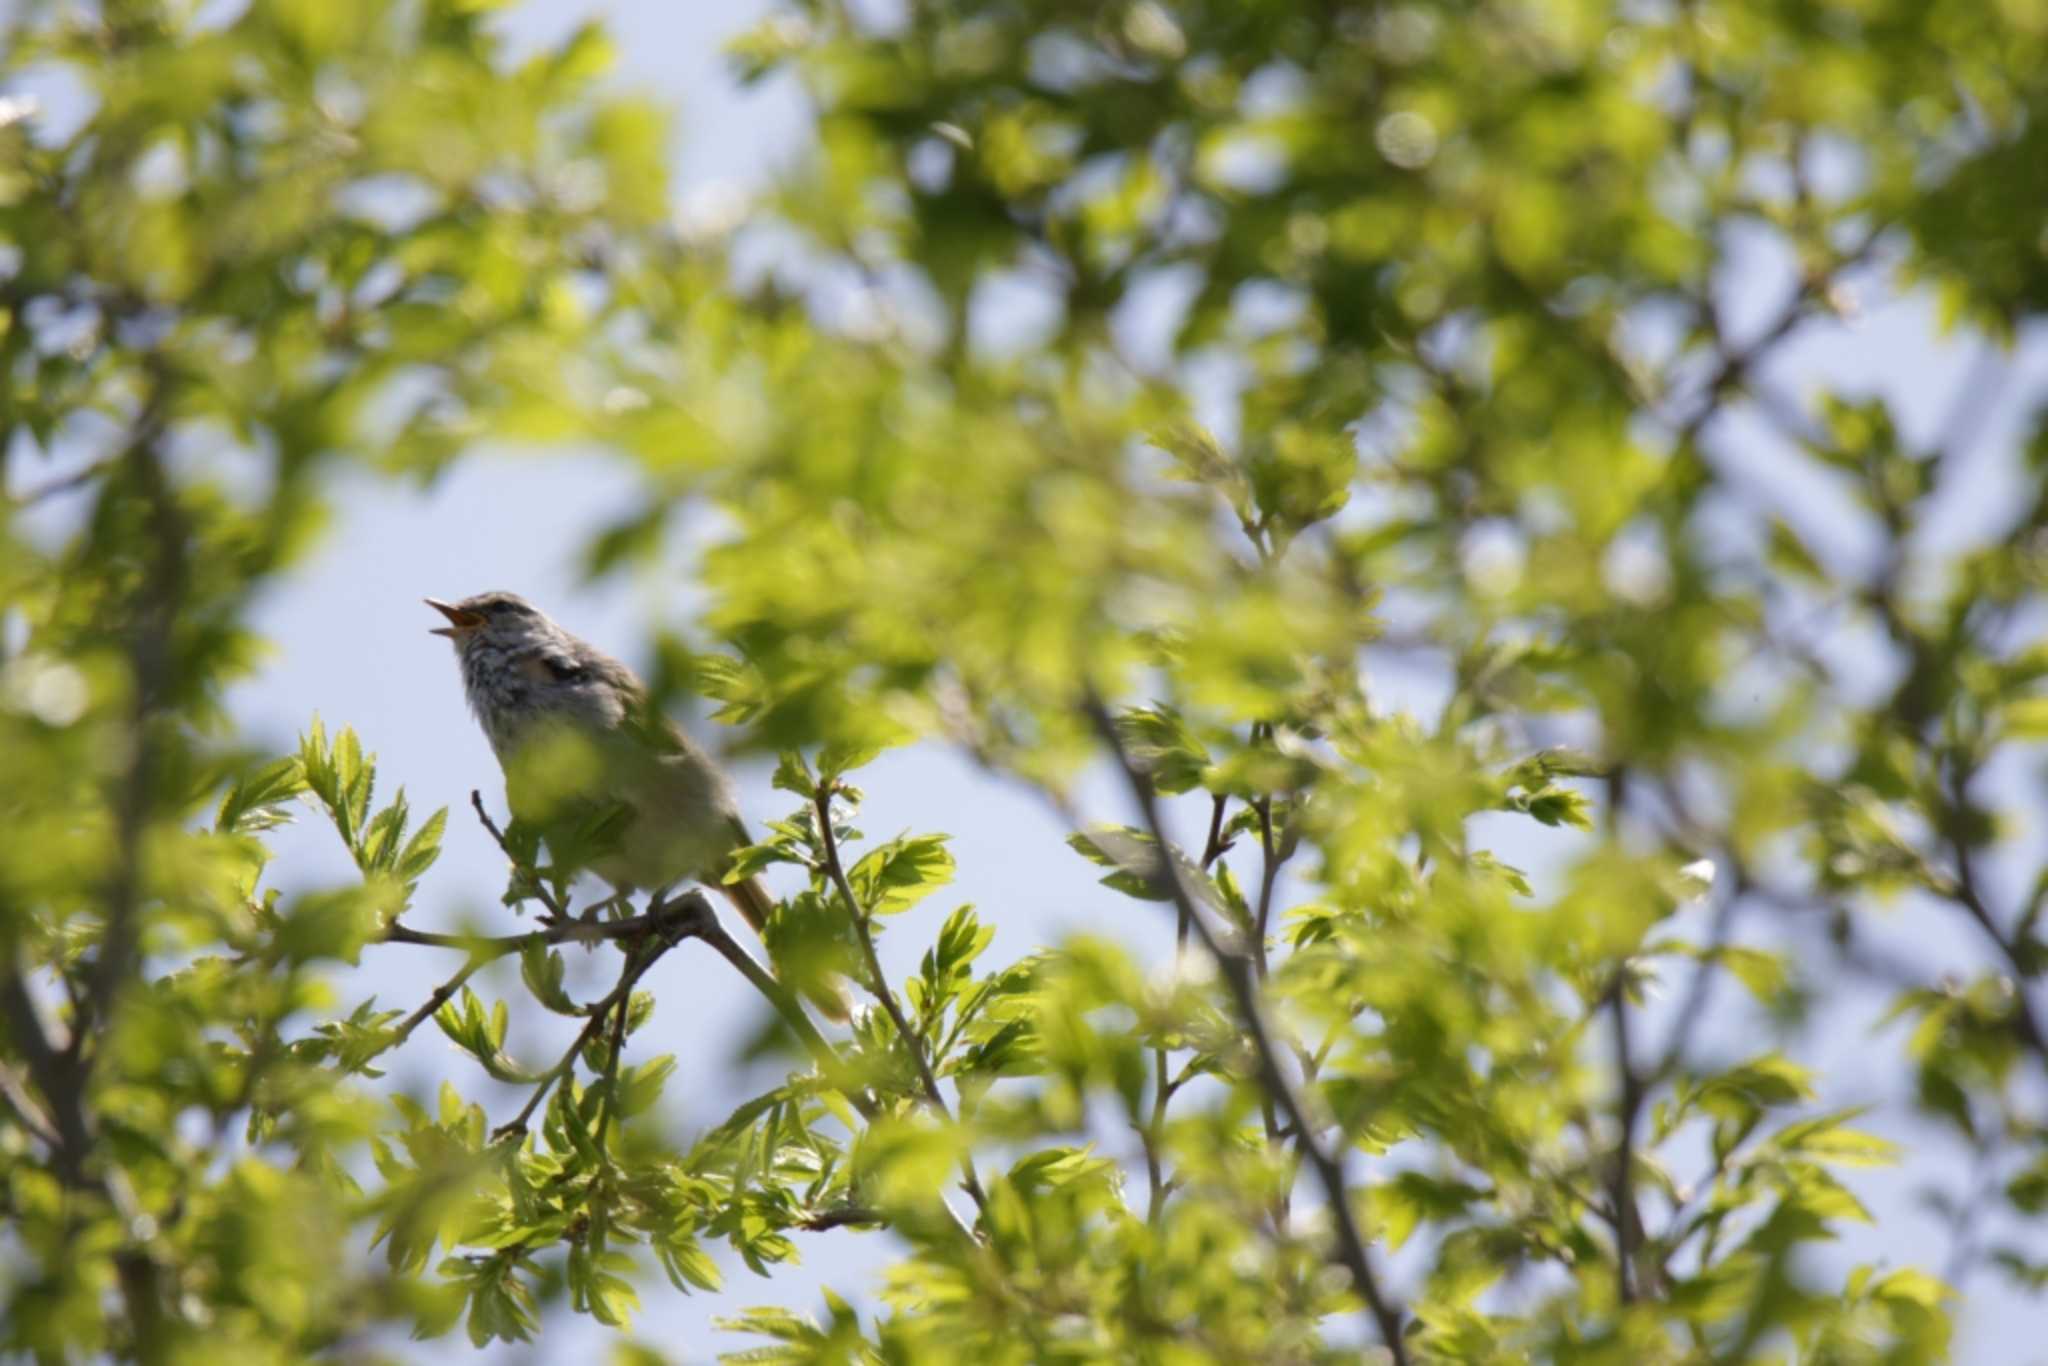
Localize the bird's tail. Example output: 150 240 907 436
719 876 854 1024
721 873 776 938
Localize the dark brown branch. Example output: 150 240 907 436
1087 698 1410 1364
814 784 988 1214
799 1205 887 1232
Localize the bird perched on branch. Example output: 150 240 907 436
427 591 847 1020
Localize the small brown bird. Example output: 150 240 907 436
427 591 844 1018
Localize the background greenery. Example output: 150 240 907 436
4 0 2048 1359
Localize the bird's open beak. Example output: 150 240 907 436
425 598 484 638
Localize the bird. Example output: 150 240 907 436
426 591 847 1019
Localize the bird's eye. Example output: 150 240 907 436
543 656 586 683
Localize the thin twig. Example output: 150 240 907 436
469 790 569 918
592 989 632 1152
1087 698 1410 1364
492 899 700 1141
1607 980 1643 1305
1248 788 1287 1185
1253 796 1281 976
389 955 488 1050
814 785 988 1213
7 457 118 507
433 811 878 1127
379 908 680 956
1670 222 1886 449
1943 805 2048 1062
1140 794 1231 1223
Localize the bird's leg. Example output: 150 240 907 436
576 888 631 923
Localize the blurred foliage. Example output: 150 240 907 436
5 0 2048 1360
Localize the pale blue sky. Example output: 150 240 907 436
12 0 2048 1358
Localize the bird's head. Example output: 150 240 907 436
427 592 628 754
425 591 554 653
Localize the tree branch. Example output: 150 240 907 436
799 1204 887 1232
388 955 488 1051
1943 809 2048 1062
690 917 876 1119
1 961 164 1353
814 784 988 1214
1607 979 1644 1305
79 373 179 1054
1086 698 1409 1363
1253 795 1283 977
1140 796 1229 1224
468 790 569 919
492 893 712 1140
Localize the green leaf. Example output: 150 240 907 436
618 1055 676 1117
397 806 448 884
1366 1172 1488 1250
276 882 400 965
1114 705 1212 794
1871 1267 1949 1311
773 750 816 797
1698 1054 1816 1120
1771 1109 1900 1168
657 1235 723 1294
433 988 538 1083
216 756 307 834
519 943 579 1015
818 737 884 780
847 834 954 915
1067 827 1172 902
